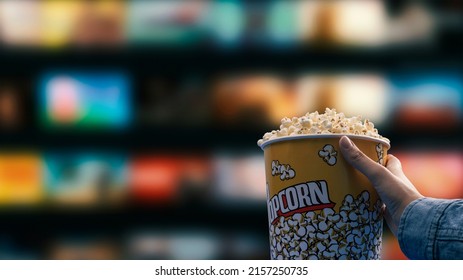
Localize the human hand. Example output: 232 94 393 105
339 136 423 236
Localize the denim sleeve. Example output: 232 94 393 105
397 197 463 260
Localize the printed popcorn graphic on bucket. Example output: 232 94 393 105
271 160 296 181
268 190 383 260
318 144 338 166
376 144 384 165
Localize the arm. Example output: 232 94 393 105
339 136 463 260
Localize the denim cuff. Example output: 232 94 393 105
397 197 453 260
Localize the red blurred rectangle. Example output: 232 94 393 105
395 151 463 199
129 155 212 203
394 106 460 130
129 157 182 202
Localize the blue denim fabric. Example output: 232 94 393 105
398 198 463 260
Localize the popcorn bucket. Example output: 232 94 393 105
259 135 390 260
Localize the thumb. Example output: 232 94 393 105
339 136 392 185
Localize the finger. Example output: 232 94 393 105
339 136 391 185
386 154 414 186
385 154 402 173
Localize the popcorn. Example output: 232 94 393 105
269 191 383 260
258 108 389 146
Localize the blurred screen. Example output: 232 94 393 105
71 0 126 47
40 0 81 48
0 0 41 46
129 155 211 203
45 153 127 206
127 0 208 46
296 74 389 125
0 78 31 130
137 76 211 127
49 237 119 260
242 2 267 46
207 0 245 47
127 230 220 260
129 157 182 203
213 153 266 201
390 73 462 130
212 75 296 128
388 2 436 46
395 152 463 199
0 0 126 48
266 0 299 46
0 153 43 205
299 0 387 47
168 232 220 260
126 231 170 259
39 72 131 129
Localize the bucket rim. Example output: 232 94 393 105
259 134 391 150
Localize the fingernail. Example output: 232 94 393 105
340 136 353 149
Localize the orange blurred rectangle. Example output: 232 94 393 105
213 75 296 127
0 153 43 205
71 0 126 47
49 238 119 260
